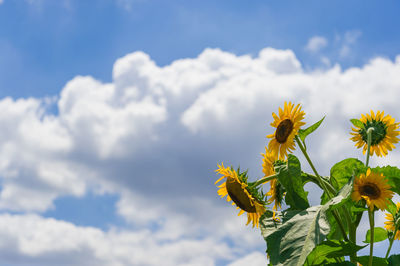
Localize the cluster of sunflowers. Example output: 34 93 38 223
215 102 400 266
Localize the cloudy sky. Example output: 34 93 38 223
1 0 400 265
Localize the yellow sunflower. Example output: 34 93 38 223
351 168 394 210
261 147 285 220
384 202 400 240
350 110 400 157
215 163 266 228
267 102 306 160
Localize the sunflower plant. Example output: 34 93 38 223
214 103 400 266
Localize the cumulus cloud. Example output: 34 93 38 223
0 213 234 266
305 36 328 53
228 252 267 266
1 47 400 264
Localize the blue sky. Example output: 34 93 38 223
2 0 400 99
1 0 400 265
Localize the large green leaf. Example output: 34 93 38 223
298 116 325 143
388 254 400 266
373 166 400 196
357 256 388 266
305 240 365 265
260 178 353 266
275 154 309 210
364 227 388 243
323 158 366 241
330 158 365 191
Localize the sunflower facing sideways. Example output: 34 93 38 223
351 168 394 211
267 102 306 160
384 202 400 240
215 163 266 228
262 147 285 220
350 110 400 157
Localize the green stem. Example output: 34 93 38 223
253 173 278 187
385 227 398 259
295 136 349 242
347 212 357 263
368 209 375 266
365 127 374 168
295 136 332 198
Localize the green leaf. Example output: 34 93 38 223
260 178 353 266
275 154 309 210
364 227 388 243
324 173 360 241
305 240 365 265
325 262 356 266
350 118 365 129
351 205 368 212
330 158 366 191
322 158 365 206
298 116 325 142
386 200 398 215
373 166 400 196
388 254 400 266
357 256 388 266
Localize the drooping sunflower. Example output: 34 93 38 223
384 202 400 240
261 147 285 220
215 163 266 228
351 168 394 210
267 102 306 160
350 110 400 157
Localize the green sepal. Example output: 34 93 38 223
364 227 388 243
304 240 365 266
357 256 388 266
274 154 309 210
350 118 364 129
298 116 325 143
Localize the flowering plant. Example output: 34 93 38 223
215 102 400 266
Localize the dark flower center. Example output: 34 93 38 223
359 120 387 145
226 176 256 212
360 182 381 199
275 119 294 144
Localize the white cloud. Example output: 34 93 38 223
0 0 3 5
305 36 328 53
339 30 362 58
1 47 400 264
228 252 267 266
0 213 234 266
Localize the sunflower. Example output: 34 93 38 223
267 102 306 160
384 202 400 240
215 163 266 228
350 110 400 157
351 168 394 210
262 147 285 220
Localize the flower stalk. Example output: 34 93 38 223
368 209 375 266
365 127 374 168
295 135 349 242
253 173 278 187
385 229 396 259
